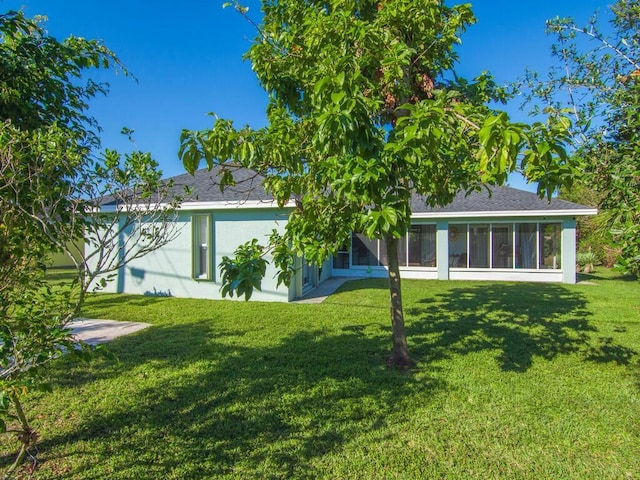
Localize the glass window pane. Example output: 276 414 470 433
408 224 437 267
351 233 379 266
540 223 562 269
333 242 350 269
198 245 208 276
492 224 513 269
193 215 210 279
469 224 489 268
515 223 537 269
332 252 350 269
449 224 468 268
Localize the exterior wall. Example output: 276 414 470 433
319 258 333 283
89 208 292 302
90 208 583 304
448 269 563 283
290 257 334 300
562 218 577 284
436 220 449 280
290 256 305 301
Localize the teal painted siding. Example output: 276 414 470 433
89 210 581 303
89 208 293 302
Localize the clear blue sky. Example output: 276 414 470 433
3 0 612 191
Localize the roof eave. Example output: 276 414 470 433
411 208 598 219
99 199 295 213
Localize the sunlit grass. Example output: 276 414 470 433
2 271 639 479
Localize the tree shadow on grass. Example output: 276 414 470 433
578 271 638 283
82 293 174 313
406 283 637 372
24 317 443 479
333 278 388 294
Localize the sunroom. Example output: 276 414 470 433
331 187 597 284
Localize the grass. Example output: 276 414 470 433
42 267 78 286
2 271 639 479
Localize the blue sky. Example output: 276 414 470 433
3 0 612 190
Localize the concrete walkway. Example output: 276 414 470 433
293 277 357 304
70 318 151 345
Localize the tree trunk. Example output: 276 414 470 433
384 233 415 368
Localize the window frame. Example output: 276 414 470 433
348 225 438 269
192 214 213 281
449 221 562 271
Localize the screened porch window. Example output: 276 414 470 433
515 223 537 269
349 226 437 268
342 222 563 272
351 233 379 266
450 221 562 271
540 223 562 269
406 225 437 267
492 224 513 268
332 243 350 269
192 214 212 280
448 224 468 268
469 224 490 268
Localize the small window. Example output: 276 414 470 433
449 224 468 268
333 243 350 269
492 224 513 269
469 224 490 268
408 224 437 267
192 214 212 280
351 233 379 266
540 223 562 270
515 223 537 269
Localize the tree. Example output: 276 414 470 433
558 184 618 268
0 11 179 475
519 0 640 276
180 0 575 367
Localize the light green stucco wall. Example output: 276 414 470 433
89 210 582 303
89 208 293 302
562 218 577 284
436 220 449 280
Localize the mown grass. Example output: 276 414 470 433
43 267 78 286
2 271 639 479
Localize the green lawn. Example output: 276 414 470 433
2 272 639 479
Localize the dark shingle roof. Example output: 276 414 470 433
111 167 592 215
410 186 594 214
163 166 273 203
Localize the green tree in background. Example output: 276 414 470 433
521 0 640 276
180 0 576 367
0 11 179 475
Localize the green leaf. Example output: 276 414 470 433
331 91 345 105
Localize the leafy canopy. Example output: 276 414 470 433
181 0 575 298
520 0 640 276
1 10 180 473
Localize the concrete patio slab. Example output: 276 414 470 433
70 318 151 345
293 277 359 304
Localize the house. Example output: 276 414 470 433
90 167 597 302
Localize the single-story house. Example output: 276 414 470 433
90 167 597 302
